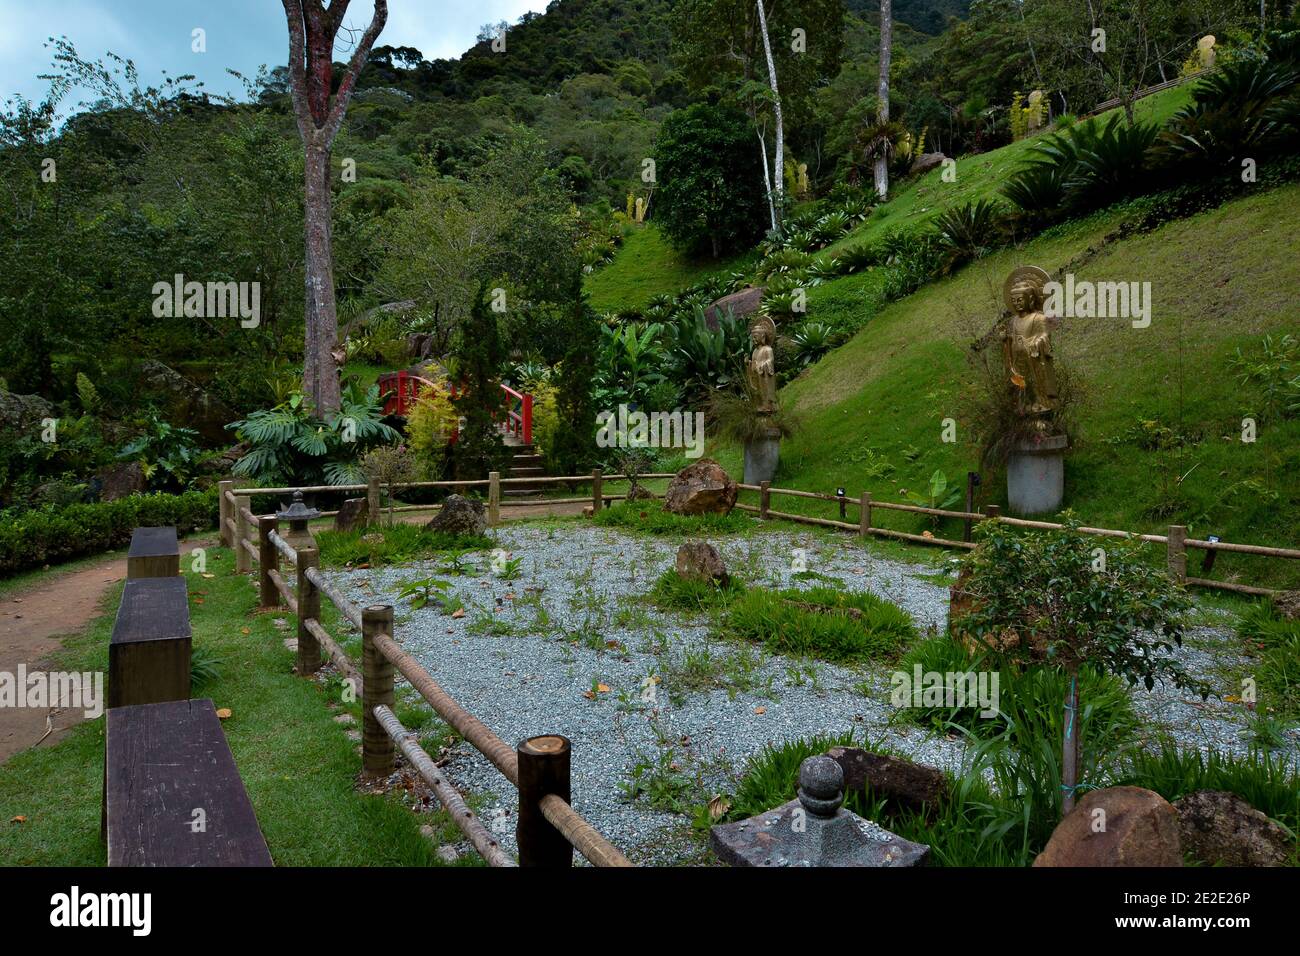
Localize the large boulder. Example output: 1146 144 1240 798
910 151 948 176
425 494 486 536
1173 790 1291 867
0 388 54 433
95 461 147 502
335 498 370 532
664 459 737 516
1033 787 1182 867
675 541 728 584
137 360 237 445
826 746 949 818
703 287 764 330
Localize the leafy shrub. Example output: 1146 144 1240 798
592 499 752 536
756 248 815 280
315 523 492 568
929 199 1008 272
0 488 218 577
405 376 458 476
648 567 746 612
789 321 837 368
722 586 916 662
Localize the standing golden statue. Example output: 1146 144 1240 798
748 316 778 415
1001 266 1059 427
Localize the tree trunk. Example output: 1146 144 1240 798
756 0 784 222
874 0 893 200
1061 669 1080 816
303 140 340 416
757 130 777 233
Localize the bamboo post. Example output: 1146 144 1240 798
218 479 234 547
759 481 771 519
1061 670 1080 816
257 515 279 608
488 471 501 527
362 604 395 778
516 734 573 867
367 477 381 527
983 504 1001 520
234 494 252 573
591 468 603 514
859 492 871 538
296 547 322 676
1167 525 1187 584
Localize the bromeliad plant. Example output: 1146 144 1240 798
228 382 399 486
954 516 1207 817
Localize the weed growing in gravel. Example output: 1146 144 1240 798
721 586 916 663
660 644 771 704
1244 709 1294 751
648 569 746 613
621 749 697 813
594 500 753 536
1237 600 1300 716
466 613 517 637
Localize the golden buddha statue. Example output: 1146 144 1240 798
748 316 778 414
1001 266 1059 424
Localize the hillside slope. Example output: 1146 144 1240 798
715 182 1300 588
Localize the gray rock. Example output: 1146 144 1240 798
1174 789 1291 867
96 460 147 502
1034 787 1182 867
663 459 737 516
0 388 54 433
827 746 949 818
137 360 236 444
910 151 948 176
425 494 486 536
335 498 370 532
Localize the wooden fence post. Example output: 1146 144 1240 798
488 471 501 527
1167 525 1187 584
963 471 978 543
218 480 234 547
367 477 381 526
591 468 603 514
516 734 573 867
362 604 395 778
257 516 279 608
296 547 322 676
859 492 872 538
759 481 771 519
983 504 1001 520
234 494 252 573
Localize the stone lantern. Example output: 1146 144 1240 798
276 490 320 554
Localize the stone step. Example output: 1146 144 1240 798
512 454 544 467
509 466 547 478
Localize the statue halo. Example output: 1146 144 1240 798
1003 265 1051 312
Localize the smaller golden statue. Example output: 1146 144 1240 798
1001 266 1059 428
748 316 778 415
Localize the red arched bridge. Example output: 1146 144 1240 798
377 371 533 445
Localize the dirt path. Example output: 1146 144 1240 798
0 556 129 762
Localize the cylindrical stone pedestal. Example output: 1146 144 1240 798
743 429 781 485
1006 433 1068 515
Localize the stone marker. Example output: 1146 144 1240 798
425 494 487 536
709 755 930 867
1033 786 1182 867
675 541 728 584
1174 789 1290 867
335 498 369 532
663 459 738 516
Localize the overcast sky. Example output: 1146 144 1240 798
1 0 550 107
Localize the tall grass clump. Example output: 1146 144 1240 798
722 586 916 662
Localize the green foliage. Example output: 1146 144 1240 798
314 524 492 569
190 642 224 691
652 102 767 258
1230 333 1300 423
902 469 962 512
229 384 398 487
722 586 917 663
648 567 746 612
0 489 217 577
451 288 510 480
592 499 751 535
929 199 1008 272
395 575 452 611
116 415 203 492
1237 601 1300 717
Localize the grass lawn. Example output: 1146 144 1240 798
584 224 755 314
0 544 466 866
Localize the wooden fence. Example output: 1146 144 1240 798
735 480 1299 598
218 474 644 867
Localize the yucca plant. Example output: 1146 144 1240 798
789 321 837 367
929 199 1008 273
756 247 814 280
1000 161 1072 223
812 210 852 244
832 242 882 275
785 229 821 253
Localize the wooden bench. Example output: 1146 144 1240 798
127 525 180 579
105 698 273 867
109 576 191 709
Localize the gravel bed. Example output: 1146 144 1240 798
324 519 1298 865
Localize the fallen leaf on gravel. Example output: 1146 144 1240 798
10 816 26 824
451 608 465 619
216 708 233 719
582 690 595 700
597 683 610 693
707 796 730 821
754 706 766 715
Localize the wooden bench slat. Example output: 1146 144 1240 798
105 698 273 867
127 526 180 579
108 577 191 709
